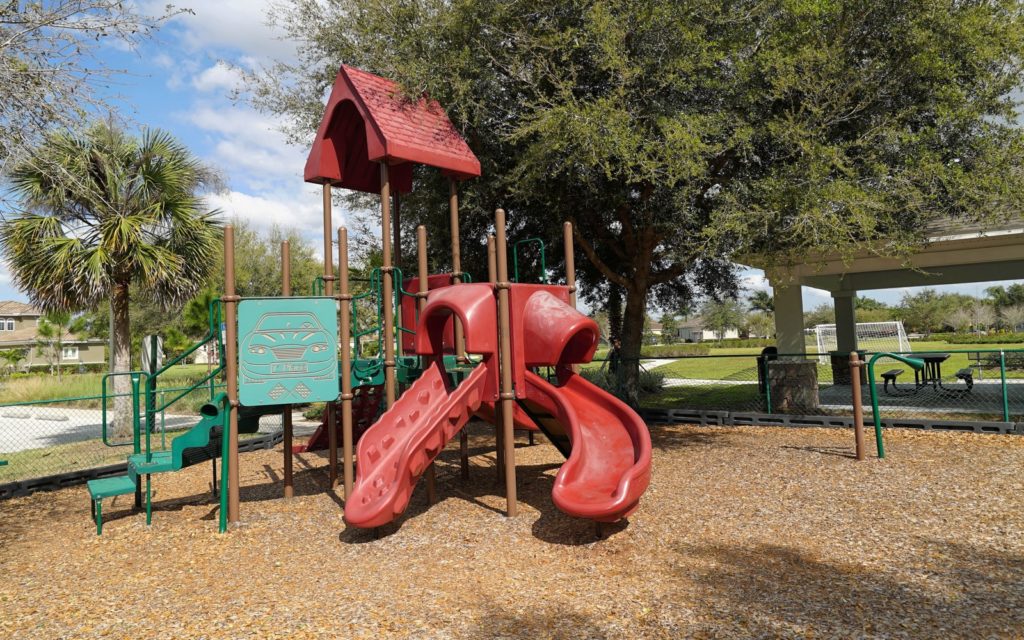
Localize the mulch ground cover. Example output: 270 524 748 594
2 422 1023 639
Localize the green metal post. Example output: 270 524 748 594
146 335 158 460
131 374 141 456
145 474 152 525
219 396 230 533
1000 351 1010 422
866 358 884 459
866 352 924 460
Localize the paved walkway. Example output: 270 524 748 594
0 407 314 454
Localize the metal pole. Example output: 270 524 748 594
394 191 403 357
562 222 578 375
1000 350 1010 422
381 164 397 409
449 179 467 363
418 225 436 504
487 234 502 485
494 209 517 517
850 351 865 461
323 183 338 488
223 225 241 524
866 357 885 459
339 227 354 499
281 240 293 498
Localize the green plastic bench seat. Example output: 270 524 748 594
87 474 137 500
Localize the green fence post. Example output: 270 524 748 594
131 374 141 456
1001 350 1010 422
866 357 884 459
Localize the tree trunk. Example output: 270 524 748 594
111 281 134 440
619 284 648 408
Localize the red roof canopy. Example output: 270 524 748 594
304 65 481 193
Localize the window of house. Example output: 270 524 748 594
2 319 12 331
61 346 79 360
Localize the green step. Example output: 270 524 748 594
129 451 174 475
87 474 137 500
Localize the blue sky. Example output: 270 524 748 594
0 0 1020 313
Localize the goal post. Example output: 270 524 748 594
813 321 911 362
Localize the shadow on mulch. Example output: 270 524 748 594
467 605 610 638
781 444 859 459
648 425 724 452
672 540 1024 636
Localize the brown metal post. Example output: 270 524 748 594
487 234 502 484
850 351 865 461
380 164 397 409
323 183 338 488
494 209 517 517
449 179 467 363
281 240 293 499
223 225 240 524
417 225 436 504
563 222 577 308
563 222 579 374
339 227 354 498
393 191 403 357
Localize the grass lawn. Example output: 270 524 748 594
0 364 224 407
654 340 1024 382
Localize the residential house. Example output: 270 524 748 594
675 317 741 343
0 301 106 371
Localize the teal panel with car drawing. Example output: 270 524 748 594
238 298 340 406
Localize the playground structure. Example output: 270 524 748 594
85 64 652 534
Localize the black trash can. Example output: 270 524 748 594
756 346 778 394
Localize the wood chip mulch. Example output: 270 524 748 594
2 422 1024 639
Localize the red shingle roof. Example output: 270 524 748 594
304 65 481 193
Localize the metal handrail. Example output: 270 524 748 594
513 238 547 284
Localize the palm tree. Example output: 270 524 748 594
0 349 25 376
1 124 220 435
749 290 774 314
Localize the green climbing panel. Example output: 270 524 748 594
238 297 340 406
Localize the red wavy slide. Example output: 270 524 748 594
521 370 651 521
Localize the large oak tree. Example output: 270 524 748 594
253 0 1024 404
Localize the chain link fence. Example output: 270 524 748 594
0 376 284 492
582 348 1024 433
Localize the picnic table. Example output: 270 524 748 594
915 353 950 390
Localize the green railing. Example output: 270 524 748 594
513 238 548 284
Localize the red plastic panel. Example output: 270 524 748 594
292 385 383 453
400 274 456 354
414 283 497 356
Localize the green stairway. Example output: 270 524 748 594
87 397 234 535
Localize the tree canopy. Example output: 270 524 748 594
254 0 1024 403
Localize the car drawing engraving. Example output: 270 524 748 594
240 312 336 384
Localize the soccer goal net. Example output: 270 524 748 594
813 321 911 362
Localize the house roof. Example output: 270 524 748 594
304 65 481 193
0 301 39 316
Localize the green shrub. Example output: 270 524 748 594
579 367 665 396
304 403 326 421
640 344 710 357
703 338 775 348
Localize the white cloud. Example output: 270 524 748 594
206 188 335 240
184 103 305 190
147 1 296 64
192 62 244 93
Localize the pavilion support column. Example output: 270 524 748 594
772 279 805 355
832 291 858 353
